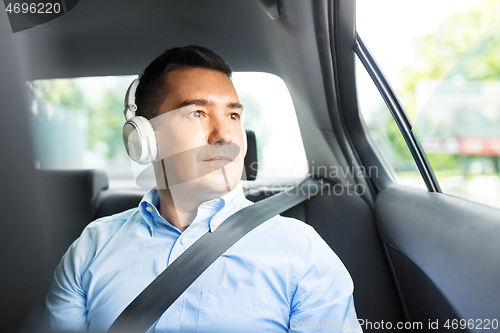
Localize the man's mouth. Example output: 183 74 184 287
204 156 233 162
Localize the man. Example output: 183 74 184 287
44 45 362 332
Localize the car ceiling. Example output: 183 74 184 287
8 0 281 79
1 0 354 185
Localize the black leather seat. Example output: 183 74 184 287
37 169 109 277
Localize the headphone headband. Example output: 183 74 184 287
124 78 140 120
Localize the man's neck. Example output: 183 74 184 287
157 186 230 231
157 188 199 231
152 161 238 230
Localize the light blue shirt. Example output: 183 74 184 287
44 183 362 332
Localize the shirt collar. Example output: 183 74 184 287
138 182 248 235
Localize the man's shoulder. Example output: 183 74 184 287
262 214 342 264
71 208 140 255
265 214 317 238
248 214 328 254
53 208 141 281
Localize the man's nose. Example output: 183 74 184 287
206 116 233 144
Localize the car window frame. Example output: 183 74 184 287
353 34 441 193
332 0 441 193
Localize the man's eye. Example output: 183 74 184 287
230 113 241 120
189 110 204 118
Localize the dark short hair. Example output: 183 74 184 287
135 45 232 119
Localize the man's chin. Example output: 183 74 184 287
192 172 239 194
169 169 240 196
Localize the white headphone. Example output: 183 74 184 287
122 78 158 165
122 76 247 165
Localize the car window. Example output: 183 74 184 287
355 57 426 189
356 0 500 208
29 73 308 188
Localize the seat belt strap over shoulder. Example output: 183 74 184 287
109 177 319 333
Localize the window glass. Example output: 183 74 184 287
357 0 500 208
29 73 308 188
355 58 426 189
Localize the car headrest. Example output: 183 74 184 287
244 130 258 181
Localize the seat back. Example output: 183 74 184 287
37 169 109 275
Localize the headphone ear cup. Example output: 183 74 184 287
122 116 158 164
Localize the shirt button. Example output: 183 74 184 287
146 206 153 213
181 237 188 245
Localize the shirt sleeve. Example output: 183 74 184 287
42 226 95 332
289 227 363 332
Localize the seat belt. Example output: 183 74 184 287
109 177 319 333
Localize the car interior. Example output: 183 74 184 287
1 0 500 332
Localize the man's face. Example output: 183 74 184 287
151 67 245 199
